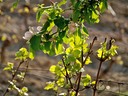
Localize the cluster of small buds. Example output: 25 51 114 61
23 26 42 40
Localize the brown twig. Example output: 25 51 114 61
22 60 29 82
75 37 97 96
3 60 24 96
62 58 73 89
99 59 114 78
75 47 84 96
93 56 104 96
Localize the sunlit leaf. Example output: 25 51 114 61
57 78 65 87
15 48 29 60
58 0 67 7
36 7 44 22
29 47 35 60
55 42 64 55
82 74 91 86
21 87 28 96
100 0 108 13
44 81 55 90
85 57 92 65
92 11 99 23
47 21 55 31
4 62 14 71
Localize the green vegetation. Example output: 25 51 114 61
2 0 120 96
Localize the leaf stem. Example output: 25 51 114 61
75 37 97 96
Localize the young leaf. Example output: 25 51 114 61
85 57 92 65
55 42 64 55
58 0 67 7
12 0 20 9
100 0 108 13
82 74 91 86
15 48 29 60
57 78 65 87
49 65 56 74
72 49 81 58
29 35 41 51
44 81 55 90
4 62 14 71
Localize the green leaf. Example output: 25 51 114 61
47 21 55 31
70 91 76 96
55 42 64 55
74 33 81 46
82 74 91 86
58 30 66 41
82 24 89 35
0 0 3 2
83 8 91 23
30 35 41 51
21 87 28 92
49 65 56 74
63 36 69 44
28 45 35 60
29 51 34 60
44 34 52 40
91 11 99 23
83 43 89 53
70 0 76 6
66 47 71 54
91 81 96 85
4 62 14 71
69 59 81 73
72 49 81 58
40 19 51 34
12 0 20 9
43 41 51 54
85 57 92 65
49 65 63 76
100 0 108 13
15 48 29 60
36 8 44 22
44 81 55 90
57 78 65 87
54 16 69 29
42 41 55 56
66 55 76 63
97 40 118 60
49 11 56 20
72 10 80 22
17 72 25 80
74 1 81 9
58 0 67 7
